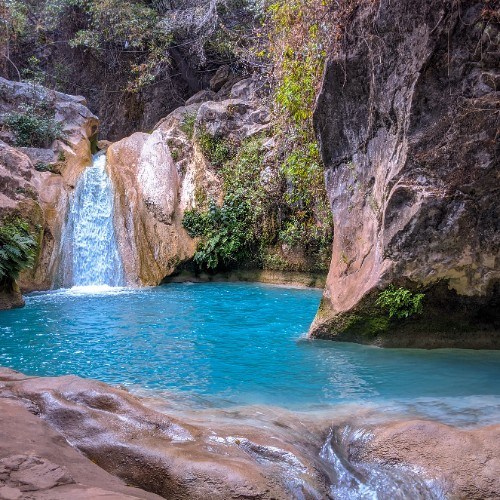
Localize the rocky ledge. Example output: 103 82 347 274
0 368 498 499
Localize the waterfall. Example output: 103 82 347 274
57 153 124 288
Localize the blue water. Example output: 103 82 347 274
1 283 499 422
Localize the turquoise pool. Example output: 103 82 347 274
1 282 499 424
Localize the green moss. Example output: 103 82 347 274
357 316 390 337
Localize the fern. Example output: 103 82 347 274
0 218 38 287
376 286 425 320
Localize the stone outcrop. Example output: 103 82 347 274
311 0 500 347
107 131 195 285
1 368 499 499
0 368 331 499
107 77 271 286
0 78 98 303
336 419 500 499
0 397 162 499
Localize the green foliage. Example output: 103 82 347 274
69 0 162 51
263 0 335 265
180 113 196 140
376 286 425 319
267 0 328 127
281 141 322 206
4 102 62 147
0 218 38 287
68 0 172 92
221 136 265 201
182 136 269 270
198 129 235 168
182 191 255 270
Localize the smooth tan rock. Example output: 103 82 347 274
0 370 330 499
107 131 195 285
1 369 499 499
341 419 500 499
0 395 162 500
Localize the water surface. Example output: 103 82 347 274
1 283 499 425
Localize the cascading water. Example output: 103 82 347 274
57 153 124 288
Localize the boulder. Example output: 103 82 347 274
0 395 161 499
196 99 271 141
185 89 218 106
310 0 500 347
337 419 500 499
1 369 499 499
107 131 196 285
0 370 330 499
209 65 232 92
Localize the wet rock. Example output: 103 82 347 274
0 395 162 500
1 369 499 499
0 371 330 499
311 0 500 347
0 284 24 310
337 419 500 499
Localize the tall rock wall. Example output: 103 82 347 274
310 1 499 347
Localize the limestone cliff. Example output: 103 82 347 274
0 78 98 304
310 1 499 347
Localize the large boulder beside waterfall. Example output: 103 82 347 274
310 0 500 347
0 78 99 301
107 130 195 286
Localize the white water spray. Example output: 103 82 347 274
57 153 124 287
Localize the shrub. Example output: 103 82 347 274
198 129 235 167
182 191 255 270
4 103 62 147
0 218 38 288
376 286 425 319
180 113 196 139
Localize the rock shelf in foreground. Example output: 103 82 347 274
0 368 499 499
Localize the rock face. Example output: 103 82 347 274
0 79 98 304
0 397 162 499
107 131 195 285
107 77 271 286
0 369 331 499
311 1 500 347
336 419 500 500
